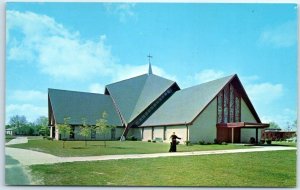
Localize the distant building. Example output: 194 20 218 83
262 128 296 141
6 128 14 135
48 64 269 143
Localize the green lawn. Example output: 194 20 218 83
29 150 296 187
271 141 297 147
5 135 15 143
7 140 253 157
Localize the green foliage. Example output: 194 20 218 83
57 117 71 148
126 136 137 141
79 118 91 147
184 141 191 146
266 139 272 145
199 140 206 145
269 121 281 129
9 115 28 135
95 111 116 147
35 116 50 136
8 115 50 136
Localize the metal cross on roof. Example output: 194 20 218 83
147 53 153 64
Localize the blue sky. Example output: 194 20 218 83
6 3 298 129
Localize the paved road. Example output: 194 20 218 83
6 145 296 166
5 137 31 185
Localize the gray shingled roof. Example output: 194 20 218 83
48 89 122 126
141 75 235 126
105 74 176 124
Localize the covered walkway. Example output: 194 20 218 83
217 122 270 143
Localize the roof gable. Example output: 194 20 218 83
130 74 177 121
48 89 122 126
105 74 177 124
141 75 235 126
105 74 148 124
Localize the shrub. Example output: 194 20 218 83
127 136 137 141
260 139 265 144
184 141 191 146
148 140 151 142
207 142 212 145
266 139 272 145
249 137 255 144
152 140 156 143
199 140 206 145
214 138 219 144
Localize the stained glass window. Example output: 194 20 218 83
217 84 241 123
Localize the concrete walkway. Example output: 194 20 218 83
5 136 28 145
5 137 31 185
6 145 296 166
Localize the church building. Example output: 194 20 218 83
48 63 269 144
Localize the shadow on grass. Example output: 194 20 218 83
71 147 88 149
5 155 30 185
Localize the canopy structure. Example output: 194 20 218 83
216 122 269 128
216 122 270 143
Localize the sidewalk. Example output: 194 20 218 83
5 145 296 166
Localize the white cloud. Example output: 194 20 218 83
7 10 115 81
259 20 297 48
6 104 47 123
194 69 226 84
11 90 47 102
88 83 105 94
111 64 177 82
260 108 296 130
7 10 174 84
104 3 136 23
245 82 283 105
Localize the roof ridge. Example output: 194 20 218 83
128 75 151 121
180 74 235 91
105 73 148 87
48 88 106 96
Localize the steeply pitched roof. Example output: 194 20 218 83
105 74 177 125
48 89 122 126
141 75 235 126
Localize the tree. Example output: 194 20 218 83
35 116 49 136
35 116 48 127
269 122 280 129
95 111 115 148
79 118 91 147
57 117 71 148
9 115 27 135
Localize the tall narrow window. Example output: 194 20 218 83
163 126 167 140
91 128 96 139
69 126 75 139
217 90 223 123
152 127 154 140
217 84 241 123
223 85 229 123
111 128 116 140
229 84 235 122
